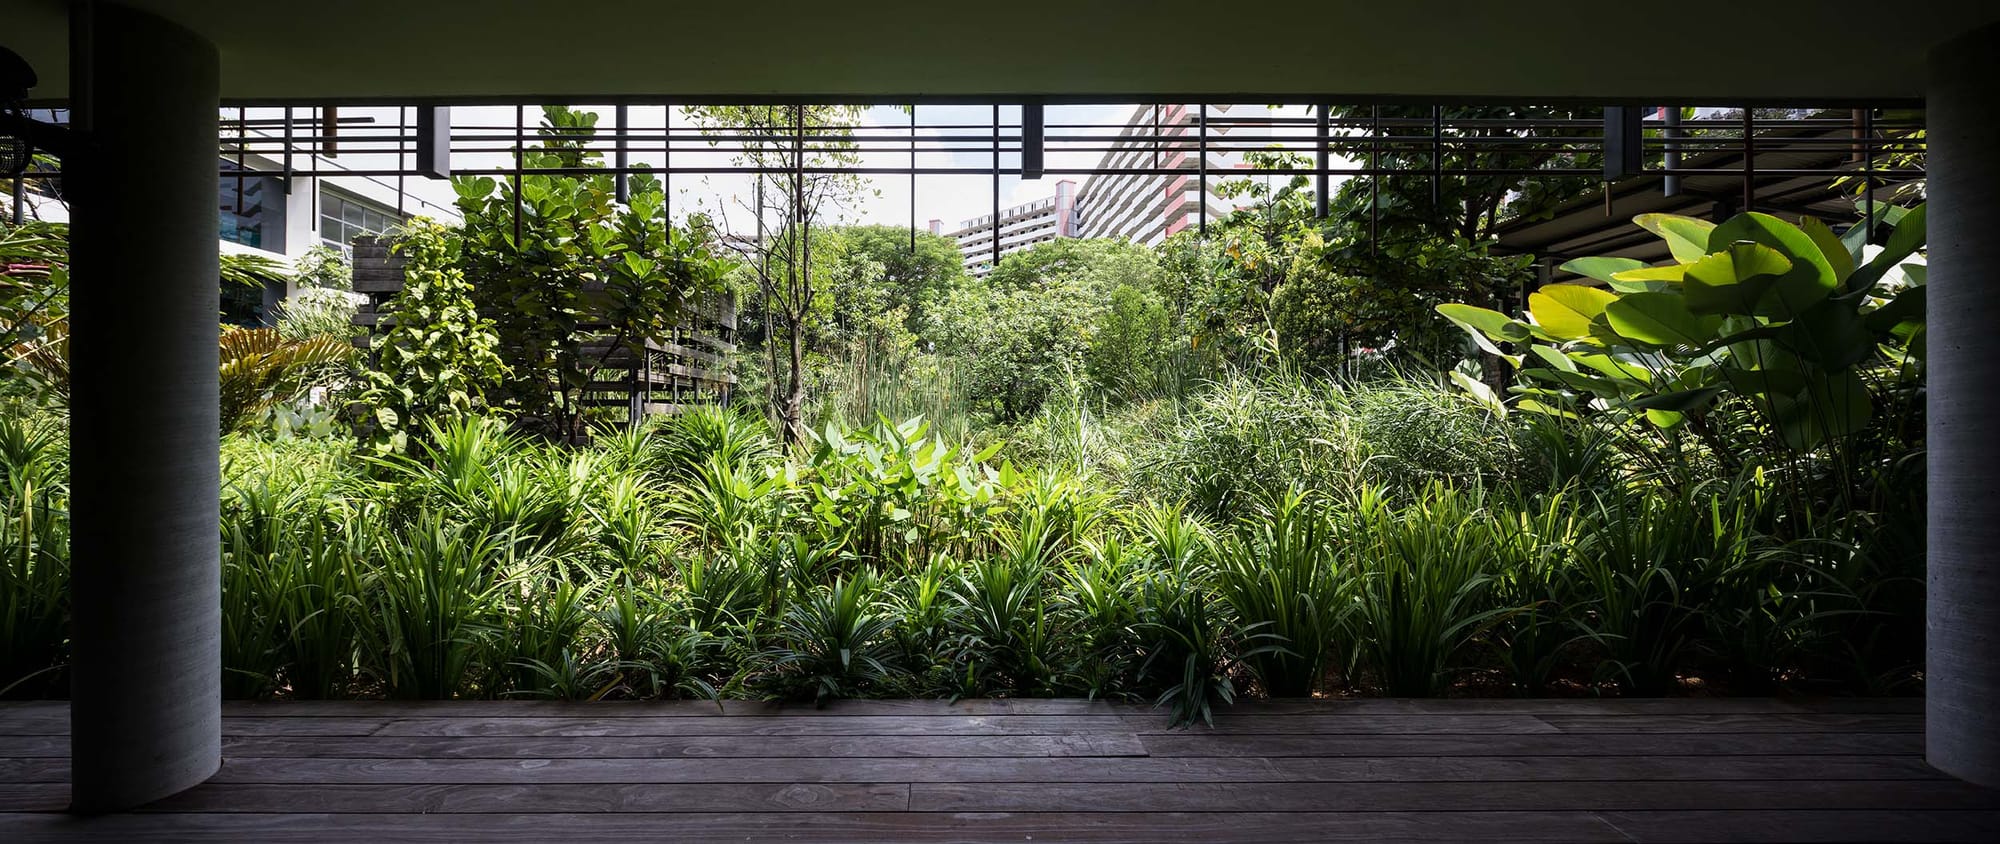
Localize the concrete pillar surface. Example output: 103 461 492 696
66 3 223 813
1928 19 2000 787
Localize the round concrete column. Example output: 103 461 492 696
66 5 222 812
1928 20 2000 787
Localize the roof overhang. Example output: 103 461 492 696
7 1 2000 105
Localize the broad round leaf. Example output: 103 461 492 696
1634 213 1717 263
1528 284 1618 341
1604 292 1722 348
1560 257 1645 286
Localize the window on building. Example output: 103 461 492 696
219 160 284 251
319 189 402 248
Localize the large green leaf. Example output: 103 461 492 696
1629 386 1723 413
1604 292 1723 348
1770 369 1874 451
1560 257 1645 286
1634 214 1717 263
1610 265 1688 284
1782 298 1874 372
1435 303 1529 357
1710 212 1838 318
1865 285 1925 333
1528 284 1618 341
1849 203 1927 293
1800 216 1855 285
1683 242 1792 316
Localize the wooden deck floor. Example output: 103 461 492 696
2 697 1995 842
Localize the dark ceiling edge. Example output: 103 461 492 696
23 93 1931 109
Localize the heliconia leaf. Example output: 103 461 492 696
1449 371 1508 417
1683 242 1792 316
1604 292 1722 348
1529 345 1578 373
1848 203 1927 294
1610 264 1687 284
1710 212 1839 318
1634 213 1716 263
1436 303 1527 356
1865 285 1925 333
1799 216 1855 285
1528 284 1618 341
1629 386 1723 413
1560 257 1646 286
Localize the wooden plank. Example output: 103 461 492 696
342 713 1568 737
908 780 2000 813
212 733 1146 761
1140 731 1923 757
143 782 910 814
1595 809 2000 843
198 756 1280 785
1537 713 1922 734
1270 754 1947 782
0 811 1637 843
0 784 65 812
1 697 1926 719
215 699 1130 718
1212 698 1927 716
0 759 64 784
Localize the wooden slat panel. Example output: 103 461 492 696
908 780 1999 813
1140 732 1923 757
144 782 910 814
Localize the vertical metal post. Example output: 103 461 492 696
910 104 917 253
992 104 1001 270
1369 105 1380 257
662 105 672 222
1663 107 1682 198
395 106 406 215
1314 103 1330 219
513 104 524 245
415 106 451 180
280 105 293 193
1021 103 1044 179
1430 105 1443 217
614 103 630 204
1741 107 1756 212
1862 108 1876 245
1198 103 1208 238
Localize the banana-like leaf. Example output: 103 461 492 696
1605 292 1723 348
1799 216 1856 285
1559 256 1645 286
1528 284 1617 341
1710 212 1838 318
1865 285 1925 333
1684 242 1792 316
1634 214 1716 263
1848 203 1927 294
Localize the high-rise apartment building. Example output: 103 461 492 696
945 179 1078 276
1072 104 1237 246
943 104 1248 274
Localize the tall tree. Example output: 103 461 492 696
683 105 869 445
